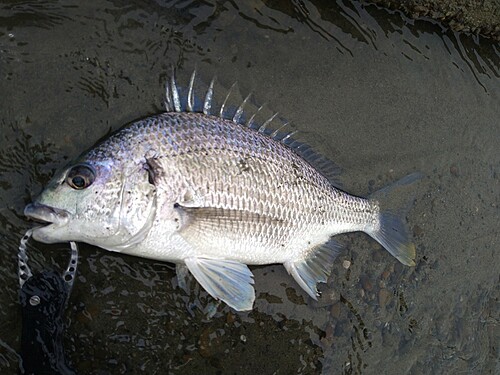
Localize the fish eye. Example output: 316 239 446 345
66 164 95 190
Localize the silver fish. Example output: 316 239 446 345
24 71 418 311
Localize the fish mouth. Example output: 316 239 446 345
24 203 71 227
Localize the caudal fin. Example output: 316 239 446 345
367 173 422 266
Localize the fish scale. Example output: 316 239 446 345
24 71 418 311
166 119 334 219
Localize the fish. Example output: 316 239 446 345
24 70 418 311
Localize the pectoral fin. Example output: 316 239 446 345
174 205 283 249
176 205 282 232
184 257 255 311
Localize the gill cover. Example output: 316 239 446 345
101 161 158 252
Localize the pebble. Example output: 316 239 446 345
330 302 342 319
110 307 122 316
394 262 403 274
334 321 346 337
226 312 236 324
381 269 391 280
342 260 351 269
371 249 383 262
450 165 459 177
198 327 220 358
378 289 391 308
322 323 335 346
360 275 373 292
198 328 212 358
413 224 423 236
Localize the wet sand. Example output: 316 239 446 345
366 0 500 40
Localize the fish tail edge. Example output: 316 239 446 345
366 172 423 267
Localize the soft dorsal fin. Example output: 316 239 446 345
164 69 342 188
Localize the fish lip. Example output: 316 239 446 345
24 203 71 227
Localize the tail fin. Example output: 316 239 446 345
367 173 422 266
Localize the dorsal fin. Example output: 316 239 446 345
164 69 342 187
203 78 214 115
170 71 181 112
233 93 252 123
187 70 196 112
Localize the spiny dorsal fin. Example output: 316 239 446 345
170 70 181 112
220 82 238 119
187 70 196 112
164 69 342 187
233 93 252 123
246 103 266 129
258 112 278 133
203 78 215 115
164 83 172 112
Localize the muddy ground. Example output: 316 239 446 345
364 0 500 41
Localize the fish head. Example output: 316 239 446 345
24 156 157 250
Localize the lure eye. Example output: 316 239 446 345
66 164 95 190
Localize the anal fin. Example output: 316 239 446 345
284 238 342 300
184 257 255 311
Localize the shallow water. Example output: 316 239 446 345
0 0 498 374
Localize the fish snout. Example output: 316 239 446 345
24 203 71 227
